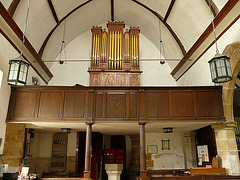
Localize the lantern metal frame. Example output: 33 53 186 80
7 0 31 86
208 54 233 83
207 0 232 83
7 57 29 86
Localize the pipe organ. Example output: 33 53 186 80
89 21 141 86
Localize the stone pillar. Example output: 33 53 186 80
84 123 93 179
139 123 148 180
184 132 197 169
2 123 25 172
105 164 123 180
212 122 240 175
129 135 140 180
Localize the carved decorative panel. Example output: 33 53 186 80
90 73 101 86
129 74 140 86
103 74 115 86
116 74 127 86
106 93 126 118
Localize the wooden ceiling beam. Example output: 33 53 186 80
47 0 59 23
164 0 175 22
111 0 114 21
8 0 20 17
38 0 93 58
132 0 186 56
171 0 240 81
0 2 53 83
205 0 219 17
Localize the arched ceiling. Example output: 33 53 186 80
2 0 228 60
1 0 236 83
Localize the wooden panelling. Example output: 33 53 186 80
172 91 194 118
95 93 103 118
139 90 146 120
38 92 62 118
63 92 85 118
8 86 225 122
106 93 126 118
86 90 94 120
147 92 170 119
196 91 220 117
13 91 38 117
129 92 137 118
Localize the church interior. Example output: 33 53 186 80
0 0 240 180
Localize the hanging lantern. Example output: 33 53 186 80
7 56 29 86
208 53 232 83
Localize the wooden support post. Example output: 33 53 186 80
84 123 93 179
139 123 149 180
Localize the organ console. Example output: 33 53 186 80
89 21 142 86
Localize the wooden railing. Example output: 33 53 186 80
7 86 224 123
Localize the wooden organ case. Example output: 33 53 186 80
89 21 141 86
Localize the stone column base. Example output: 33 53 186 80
105 164 123 180
84 171 91 179
212 122 240 175
140 170 149 180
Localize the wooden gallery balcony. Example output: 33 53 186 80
7 86 224 123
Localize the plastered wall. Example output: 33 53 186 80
0 34 19 155
177 19 240 86
27 23 177 86
146 132 185 169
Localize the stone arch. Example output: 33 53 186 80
222 42 240 121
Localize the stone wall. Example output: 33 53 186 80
1 123 25 172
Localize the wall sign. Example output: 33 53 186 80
147 145 158 154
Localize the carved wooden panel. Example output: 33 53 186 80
90 73 101 86
129 74 140 86
38 92 62 118
106 93 126 118
129 92 137 118
172 91 194 118
63 92 85 118
116 74 127 86
196 91 220 117
13 91 38 117
95 92 103 118
147 92 170 118
102 74 115 86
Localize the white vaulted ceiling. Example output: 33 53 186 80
1 0 228 63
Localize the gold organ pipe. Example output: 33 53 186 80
92 34 95 64
120 32 122 69
109 32 112 69
133 35 135 66
136 35 139 66
117 31 119 69
96 34 99 64
104 34 106 61
112 31 114 69
135 34 137 66
114 31 117 68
